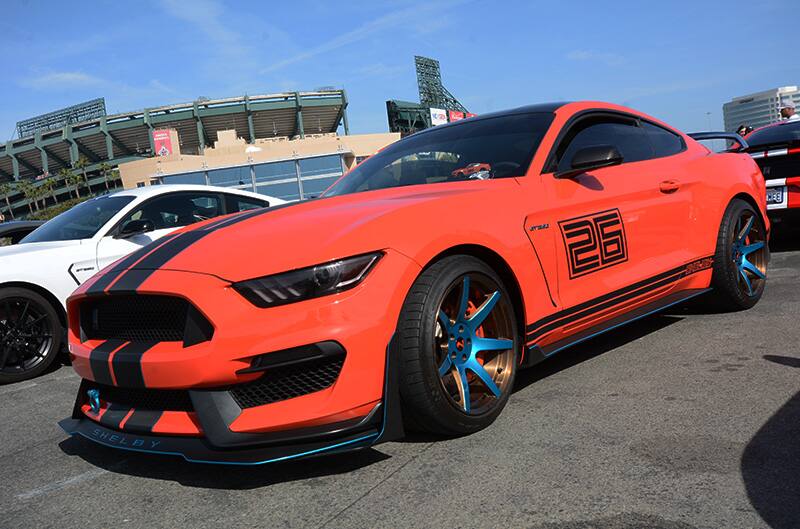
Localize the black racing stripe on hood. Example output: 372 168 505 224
107 201 300 293
111 341 156 388
84 234 179 295
89 339 125 385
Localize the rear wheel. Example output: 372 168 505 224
708 199 768 310
0 287 63 384
397 256 519 435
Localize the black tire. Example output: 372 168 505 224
0 287 63 384
397 255 519 436
707 199 769 311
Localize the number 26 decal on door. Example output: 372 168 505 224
559 209 628 279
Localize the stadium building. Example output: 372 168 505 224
0 90 398 217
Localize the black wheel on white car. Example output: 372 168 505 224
0 287 63 384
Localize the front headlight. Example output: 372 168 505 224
232 252 383 308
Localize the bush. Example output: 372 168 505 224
28 197 93 221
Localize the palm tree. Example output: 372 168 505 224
0 182 15 220
98 162 112 192
16 180 36 214
109 168 122 188
74 156 91 195
43 177 58 205
59 168 79 199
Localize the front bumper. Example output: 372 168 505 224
61 337 406 465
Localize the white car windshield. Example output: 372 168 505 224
21 196 135 243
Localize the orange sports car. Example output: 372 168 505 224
60 101 769 464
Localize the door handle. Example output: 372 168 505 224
659 180 681 193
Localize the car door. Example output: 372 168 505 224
525 113 692 314
94 191 224 274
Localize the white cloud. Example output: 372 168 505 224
566 50 626 67
20 71 104 89
261 0 468 73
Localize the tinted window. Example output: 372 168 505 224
324 112 555 196
642 122 684 158
21 196 135 243
557 119 652 173
225 194 269 212
116 192 222 232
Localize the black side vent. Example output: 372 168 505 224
230 342 346 408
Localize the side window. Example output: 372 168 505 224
642 122 685 158
226 194 269 213
117 193 223 232
556 118 653 173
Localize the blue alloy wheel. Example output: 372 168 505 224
732 211 767 297
435 273 515 415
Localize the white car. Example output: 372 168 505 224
0 184 285 383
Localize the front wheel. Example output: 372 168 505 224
0 287 63 384
397 256 519 436
707 199 769 310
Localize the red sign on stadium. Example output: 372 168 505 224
448 110 465 122
466 112 477 118
153 130 174 156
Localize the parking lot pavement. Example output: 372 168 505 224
2 249 799 529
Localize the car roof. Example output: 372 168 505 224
745 120 800 150
412 102 571 137
109 184 270 201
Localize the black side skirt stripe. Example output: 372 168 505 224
111 341 157 388
526 256 714 344
88 339 125 385
123 409 164 434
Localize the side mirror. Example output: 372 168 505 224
117 219 154 239
555 145 624 178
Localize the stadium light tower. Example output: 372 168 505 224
414 56 467 113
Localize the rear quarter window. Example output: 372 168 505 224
642 122 685 158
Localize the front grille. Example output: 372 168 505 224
85 381 193 411
230 355 345 408
80 295 213 346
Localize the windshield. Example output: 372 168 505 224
746 121 800 150
21 196 135 243
324 112 554 197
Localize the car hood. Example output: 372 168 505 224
123 181 521 283
0 239 83 258
0 240 85 276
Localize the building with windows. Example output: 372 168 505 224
118 129 399 200
0 90 354 217
723 86 800 132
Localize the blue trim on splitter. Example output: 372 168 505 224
60 422 379 466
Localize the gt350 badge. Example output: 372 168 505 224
559 209 628 279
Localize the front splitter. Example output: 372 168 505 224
59 418 379 465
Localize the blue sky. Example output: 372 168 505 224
1 0 797 140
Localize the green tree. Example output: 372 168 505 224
99 162 112 192
16 180 36 214
74 156 91 195
59 167 80 199
43 176 59 205
0 182 15 220
109 168 122 188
